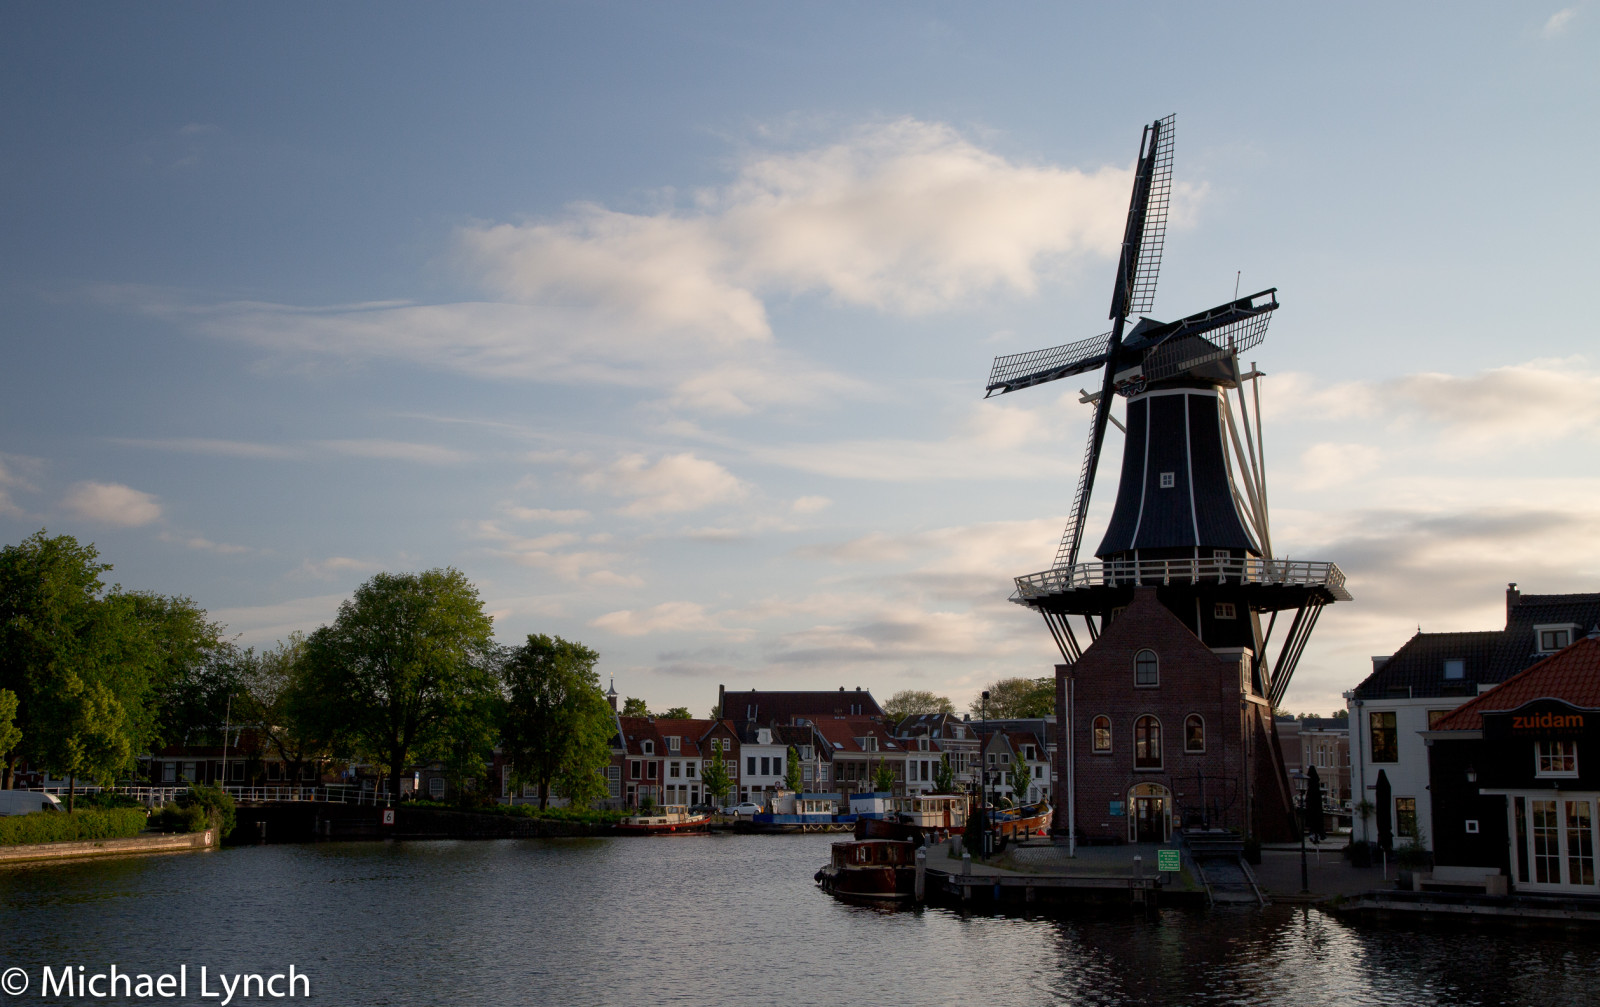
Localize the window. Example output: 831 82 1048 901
1539 628 1572 652
646 762 658 779
685 762 696 779
1034 765 1043 779
1395 797 1417 838
1184 714 1205 753
669 761 681 778
1134 716 1162 769
267 762 282 781
747 756 757 776
760 756 770 776
231 762 245 782
1135 649 1159 687
1427 710 1452 729
1214 602 1236 620
1537 740 1578 777
642 740 654 755
666 736 681 752
801 745 813 760
630 760 642 779
1159 471 1175 488
1370 711 1398 763
429 777 446 797
1000 753 1011 765
607 766 621 798
1443 659 1464 680
773 757 784 777
818 765 828 782
1092 716 1112 752
163 762 177 783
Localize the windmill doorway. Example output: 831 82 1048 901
1129 783 1172 843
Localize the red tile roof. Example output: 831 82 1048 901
1430 635 1600 731
811 718 900 754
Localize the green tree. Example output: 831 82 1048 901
0 689 18 766
242 633 331 786
499 634 614 810
1008 753 1032 805
701 739 732 807
299 569 499 800
657 706 692 719
39 674 132 812
932 753 954 793
620 696 649 718
784 745 802 792
872 759 897 794
883 689 955 722
968 677 1054 719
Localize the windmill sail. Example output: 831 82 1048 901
1126 114 1174 318
1053 384 1115 571
985 329 1113 397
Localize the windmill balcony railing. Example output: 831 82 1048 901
1011 556 1348 601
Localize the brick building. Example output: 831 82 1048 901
1059 587 1297 842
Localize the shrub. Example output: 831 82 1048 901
184 784 237 837
152 803 209 833
0 807 148 846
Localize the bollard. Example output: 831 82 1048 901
1134 854 1143 878
962 852 972 876
915 847 926 904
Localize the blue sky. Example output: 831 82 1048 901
2 3 1596 716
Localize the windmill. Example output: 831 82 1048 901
983 115 1348 706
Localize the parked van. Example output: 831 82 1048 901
0 791 64 816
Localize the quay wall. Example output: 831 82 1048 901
0 829 215 865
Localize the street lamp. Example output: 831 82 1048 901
981 690 992 857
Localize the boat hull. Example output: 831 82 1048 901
816 865 915 901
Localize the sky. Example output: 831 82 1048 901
1 3 1596 719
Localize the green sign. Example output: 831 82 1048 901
1157 848 1180 872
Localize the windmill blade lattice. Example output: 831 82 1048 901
1052 390 1115 571
1142 307 1275 384
985 329 1114 397
1126 114 1175 318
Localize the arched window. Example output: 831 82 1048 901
1135 649 1159 687
1185 714 1205 753
1134 715 1162 769
1092 715 1112 753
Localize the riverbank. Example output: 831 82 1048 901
0 829 215 865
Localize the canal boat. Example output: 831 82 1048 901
615 805 711 835
856 793 969 843
815 838 918 902
994 799 1051 840
742 792 854 833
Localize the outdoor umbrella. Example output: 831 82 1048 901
1305 765 1325 842
1375 768 1392 851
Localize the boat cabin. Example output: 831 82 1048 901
831 839 916 870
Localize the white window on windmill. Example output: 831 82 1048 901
1159 471 1175 489
1214 602 1237 620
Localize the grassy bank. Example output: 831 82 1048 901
404 799 626 826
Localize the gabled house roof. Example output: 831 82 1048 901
718 686 884 724
811 718 901 755
651 719 718 758
1430 634 1600 731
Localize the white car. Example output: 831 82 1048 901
0 791 63 816
723 802 765 817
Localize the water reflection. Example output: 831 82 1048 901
1 835 1596 1006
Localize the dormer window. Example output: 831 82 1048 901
1443 659 1464 680
641 740 654 755
666 736 681 752
1537 627 1574 653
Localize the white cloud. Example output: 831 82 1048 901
1543 7 1577 36
591 601 722 637
1294 442 1382 491
210 593 347 645
792 495 832 514
503 506 591 524
128 119 1146 414
112 437 301 460
472 520 642 587
318 439 470 465
580 453 748 516
160 532 254 556
61 481 162 527
293 556 379 581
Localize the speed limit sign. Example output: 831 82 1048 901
382 809 395 825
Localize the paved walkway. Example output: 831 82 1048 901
1253 845 1389 898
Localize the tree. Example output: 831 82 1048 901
299 569 499 800
883 689 955 722
701 739 732 807
0 689 18 766
932 753 954 793
969 677 1054 719
499 634 614 810
620 696 649 718
1008 753 1032 805
872 759 897 794
784 745 802 792
242 633 329 786
657 706 692 720
38 674 132 812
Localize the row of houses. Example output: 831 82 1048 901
571 685 1054 811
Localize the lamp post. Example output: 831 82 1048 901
1299 784 1310 894
981 690 991 857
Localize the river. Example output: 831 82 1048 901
2 834 1596 1006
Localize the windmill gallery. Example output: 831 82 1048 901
986 116 1350 846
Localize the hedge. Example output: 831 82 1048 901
405 799 626 825
0 807 149 846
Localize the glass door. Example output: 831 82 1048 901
1518 796 1597 890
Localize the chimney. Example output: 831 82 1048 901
717 684 725 720
1506 582 1520 626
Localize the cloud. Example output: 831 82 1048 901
160 532 254 556
503 506 591 524
1294 442 1382 491
112 437 302 460
293 556 379 581
0 454 40 518
210 593 347 645
792 495 832 514
1381 359 1600 446
591 601 722 637
61 481 162 527
318 439 470 465
1543 8 1577 36
580 452 748 516
472 520 642 587
124 119 1145 413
